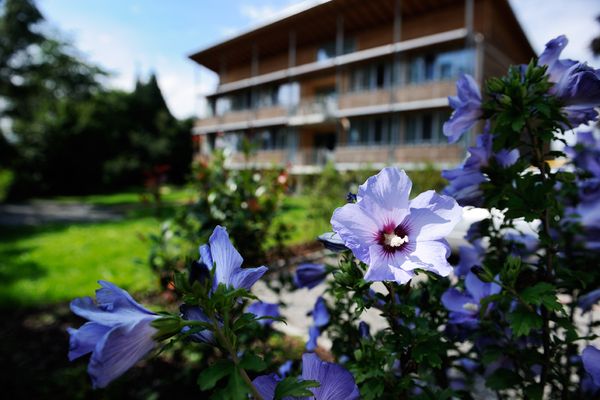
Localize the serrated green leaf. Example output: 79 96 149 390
198 359 233 390
274 377 320 399
486 368 521 390
521 282 562 311
239 353 267 372
507 306 542 337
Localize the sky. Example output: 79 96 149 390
38 0 600 120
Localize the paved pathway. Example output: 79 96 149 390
0 201 123 226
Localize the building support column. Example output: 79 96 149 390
465 0 474 45
250 44 259 135
390 0 402 163
287 30 297 164
335 15 344 150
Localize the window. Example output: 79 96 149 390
422 114 433 141
424 54 435 81
317 41 336 62
348 116 394 146
407 48 475 84
278 82 300 108
349 61 392 92
404 111 448 144
317 37 356 61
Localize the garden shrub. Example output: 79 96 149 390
69 35 600 399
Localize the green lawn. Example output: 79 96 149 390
0 217 160 306
0 193 322 307
274 195 330 245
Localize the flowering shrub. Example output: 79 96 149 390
147 150 288 289
68 35 600 399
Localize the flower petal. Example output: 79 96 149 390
252 373 279 400
331 203 379 262
356 167 412 211
67 322 111 361
442 288 474 314
407 191 462 241
313 296 330 328
88 318 157 388
405 240 453 277
294 263 328 289
246 301 280 326
95 280 155 316
208 226 244 286
363 245 404 282
229 266 268 291
301 353 360 400
583 345 600 386
306 324 320 352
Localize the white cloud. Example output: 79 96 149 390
239 4 280 22
509 0 600 64
42 12 219 119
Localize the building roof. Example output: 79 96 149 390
189 0 463 72
189 0 535 78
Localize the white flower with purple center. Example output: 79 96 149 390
331 167 462 284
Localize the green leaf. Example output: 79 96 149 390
233 312 259 332
507 306 542 337
239 353 267 372
524 383 543 400
274 377 320 399
485 368 521 390
227 368 250 399
197 359 233 391
521 282 562 311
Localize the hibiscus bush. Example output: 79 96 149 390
67 35 600 399
147 150 289 289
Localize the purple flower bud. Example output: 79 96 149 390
444 74 483 143
294 263 328 289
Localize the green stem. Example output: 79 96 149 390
208 314 264 400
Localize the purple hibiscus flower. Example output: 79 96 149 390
455 239 485 277
331 167 462 284
317 231 349 252
253 353 360 400
578 289 600 313
441 272 501 327
565 130 600 178
181 226 268 340
68 281 160 388
442 133 519 207
583 346 600 387
306 296 330 352
198 225 268 291
246 301 280 326
294 263 328 289
538 35 600 127
443 74 484 143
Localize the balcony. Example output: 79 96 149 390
288 96 337 126
338 80 456 112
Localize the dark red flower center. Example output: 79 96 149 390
377 222 412 255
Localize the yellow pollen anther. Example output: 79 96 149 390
384 233 409 247
462 302 479 312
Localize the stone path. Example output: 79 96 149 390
0 201 123 226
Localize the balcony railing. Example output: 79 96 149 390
224 144 464 170
195 80 455 133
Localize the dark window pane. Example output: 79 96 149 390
422 114 433 141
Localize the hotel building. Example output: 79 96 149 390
189 0 534 172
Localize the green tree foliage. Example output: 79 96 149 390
0 0 192 197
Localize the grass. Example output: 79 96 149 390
274 195 330 246
0 192 323 307
0 217 160 306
